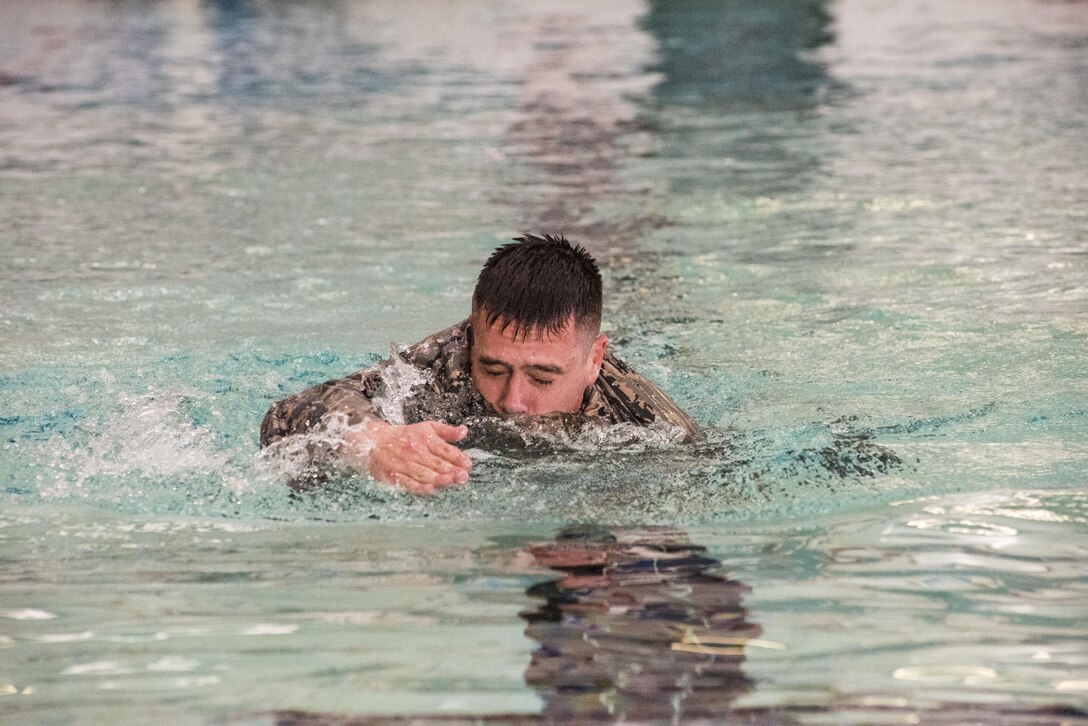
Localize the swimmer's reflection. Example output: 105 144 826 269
520 525 760 723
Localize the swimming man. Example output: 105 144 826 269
260 234 702 493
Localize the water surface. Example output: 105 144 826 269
1 0 1086 723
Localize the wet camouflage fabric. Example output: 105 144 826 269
260 320 703 448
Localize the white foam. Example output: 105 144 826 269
258 413 372 482
0 609 56 620
240 623 298 636
40 385 261 499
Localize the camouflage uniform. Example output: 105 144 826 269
260 320 703 450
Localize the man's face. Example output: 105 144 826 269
469 313 607 417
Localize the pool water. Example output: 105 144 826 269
2 0 1087 723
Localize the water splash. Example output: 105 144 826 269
21 382 285 515
2 350 929 525
370 344 435 426
257 412 375 492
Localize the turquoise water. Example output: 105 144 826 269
2 0 1087 723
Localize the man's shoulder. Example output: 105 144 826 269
400 319 471 375
590 351 704 441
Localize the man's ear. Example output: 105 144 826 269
586 334 608 386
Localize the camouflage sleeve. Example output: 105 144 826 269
593 353 705 443
258 321 467 448
258 368 382 447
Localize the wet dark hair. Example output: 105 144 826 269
472 233 602 339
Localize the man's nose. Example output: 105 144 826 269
501 378 529 414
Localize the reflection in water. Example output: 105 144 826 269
495 1 838 247
494 1 662 248
261 523 1088 725
521 525 761 723
266 525 769 726
645 0 833 111
592 0 839 345
635 0 835 218
206 0 264 97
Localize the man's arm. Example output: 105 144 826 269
260 362 471 494
259 375 377 447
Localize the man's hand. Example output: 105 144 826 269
341 420 471 495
